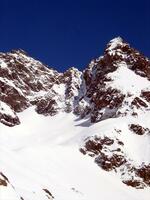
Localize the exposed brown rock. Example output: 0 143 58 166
123 180 144 189
136 165 150 186
141 91 150 102
129 124 149 135
80 136 126 171
36 99 58 116
95 153 126 171
43 188 54 199
0 172 9 186
80 136 114 156
131 97 148 108
0 178 7 186
0 113 20 127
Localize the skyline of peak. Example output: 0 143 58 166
0 0 149 71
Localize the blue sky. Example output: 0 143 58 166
0 0 149 71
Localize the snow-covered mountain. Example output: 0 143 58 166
0 37 150 200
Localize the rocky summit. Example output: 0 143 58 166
0 37 150 200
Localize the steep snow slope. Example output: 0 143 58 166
0 107 150 200
1 37 150 199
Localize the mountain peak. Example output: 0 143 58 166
10 49 28 56
66 66 81 73
0 38 150 200
107 36 124 50
105 36 129 55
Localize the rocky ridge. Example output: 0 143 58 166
1 37 150 127
1 37 150 195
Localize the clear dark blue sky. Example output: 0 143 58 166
0 0 149 71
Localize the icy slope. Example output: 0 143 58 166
0 107 150 200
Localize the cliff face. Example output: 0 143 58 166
0 37 150 200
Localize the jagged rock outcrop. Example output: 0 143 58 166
1 37 150 126
129 124 150 135
0 101 20 126
76 37 150 122
0 50 82 125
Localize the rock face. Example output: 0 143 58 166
0 37 150 191
1 37 150 126
0 50 82 126
0 101 20 126
77 37 150 122
80 132 150 188
129 124 150 135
